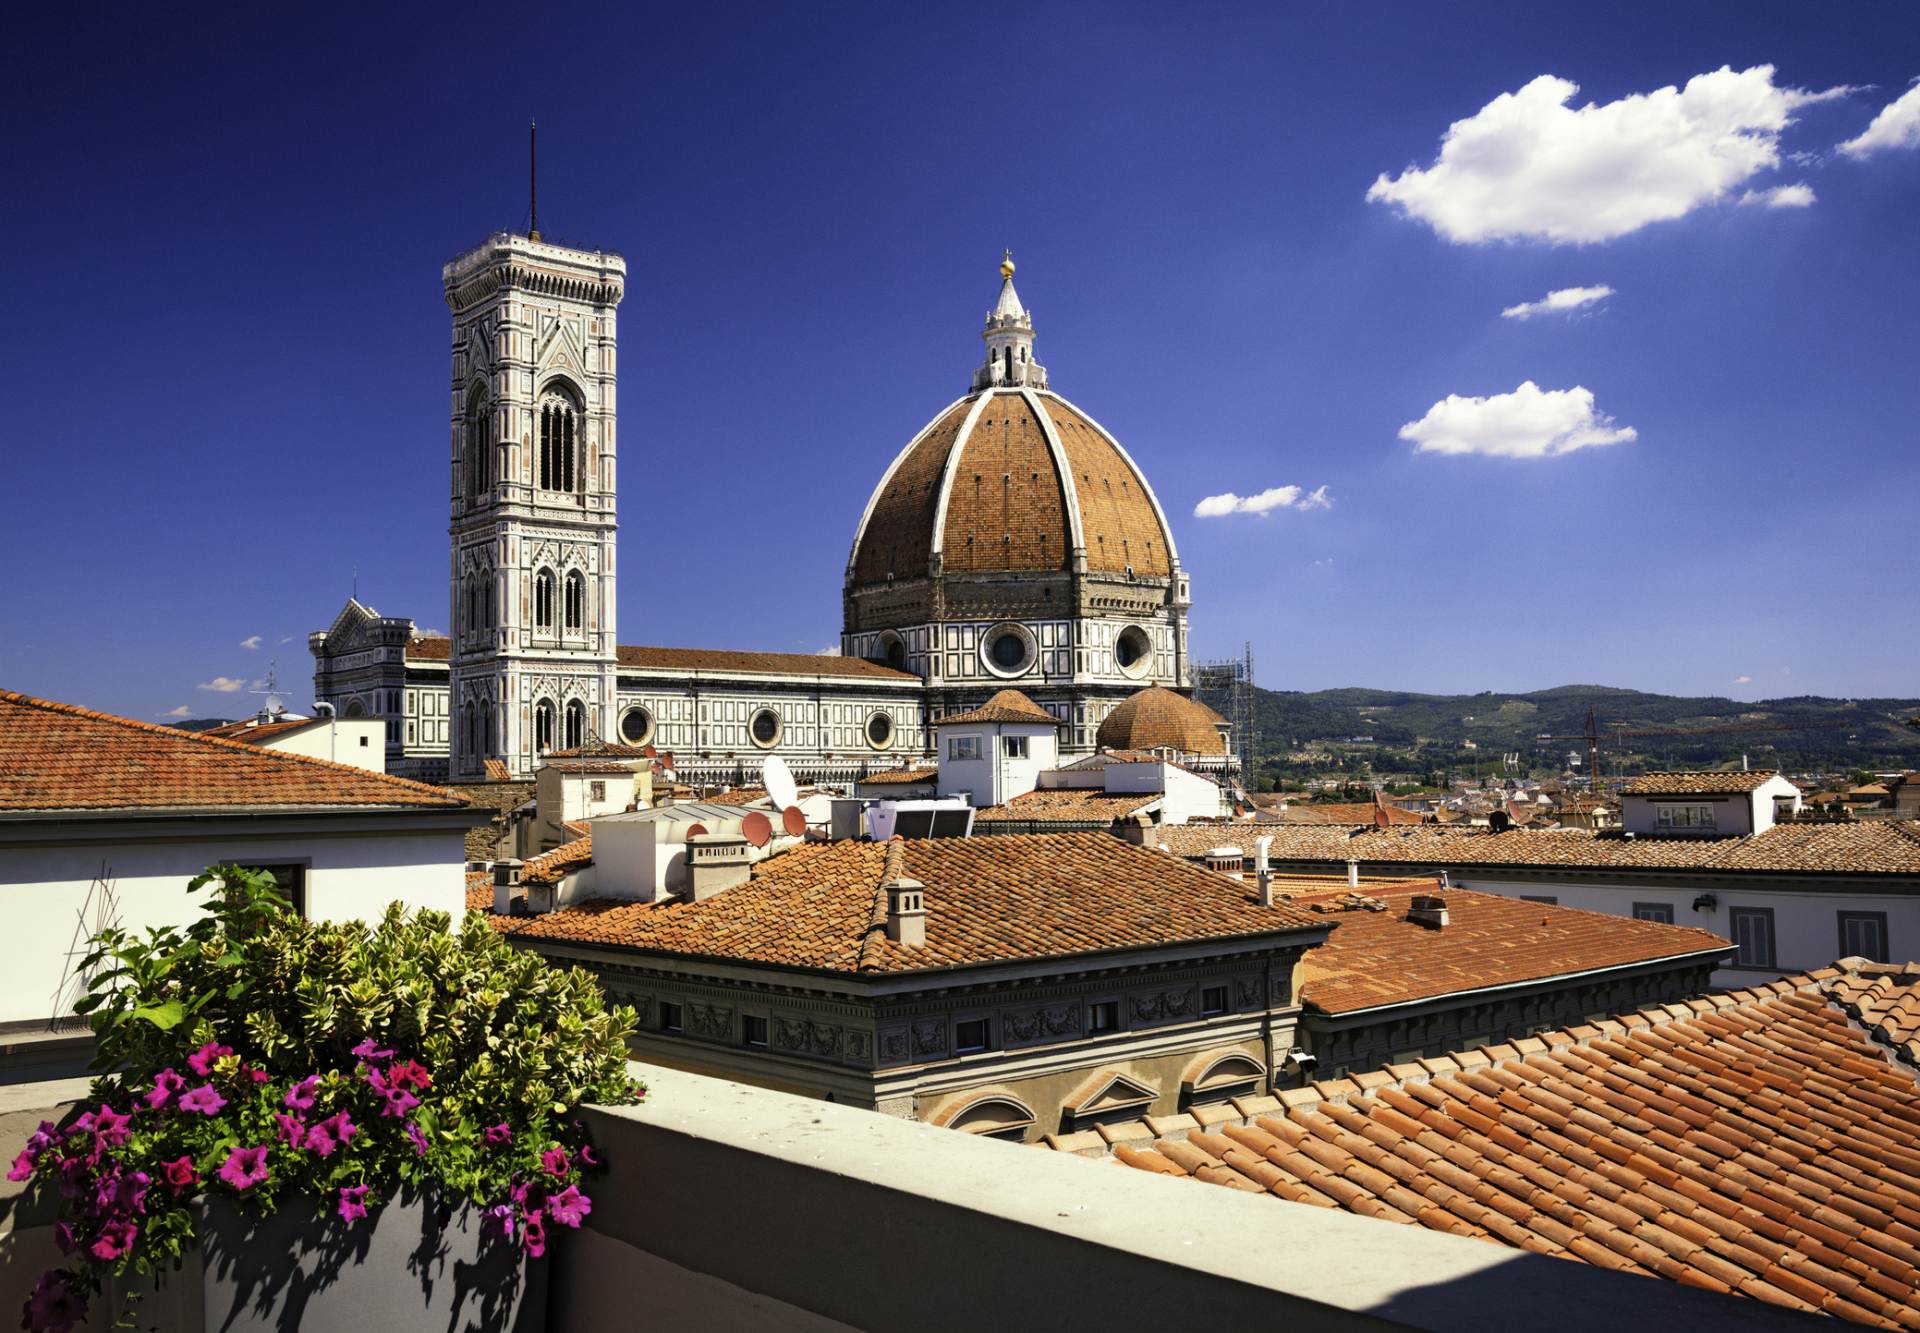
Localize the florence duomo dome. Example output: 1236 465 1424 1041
844 254 1193 753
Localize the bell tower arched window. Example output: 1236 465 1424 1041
534 569 556 631
537 390 578 494
564 571 586 632
534 699 556 754
464 384 491 499
565 699 587 750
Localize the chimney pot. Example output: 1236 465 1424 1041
492 858 523 915
1407 894 1449 930
886 875 927 947
1346 859 1360 889
1255 835 1274 907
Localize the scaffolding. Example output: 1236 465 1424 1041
1193 642 1256 781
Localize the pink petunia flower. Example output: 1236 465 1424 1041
306 1110 356 1157
162 1156 197 1195
545 1185 591 1228
24 1269 86 1333
380 1087 420 1119
7 1146 38 1182
405 1121 429 1156
88 1217 139 1262
145 1068 186 1110
337 1183 371 1224
483 1123 512 1148
483 1203 516 1243
92 1105 133 1151
274 1113 307 1148
177 1084 227 1116
283 1075 319 1111
521 1208 547 1258
578 1143 600 1167
350 1038 394 1062
187 1042 233 1077
216 1145 269 1191
539 1146 570 1178
52 1221 76 1256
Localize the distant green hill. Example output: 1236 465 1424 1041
1248 685 1920 783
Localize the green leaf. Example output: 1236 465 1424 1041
130 1000 186 1030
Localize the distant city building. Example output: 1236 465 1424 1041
311 241 1220 787
200 710 386 773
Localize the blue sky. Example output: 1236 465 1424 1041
4 2 1917 719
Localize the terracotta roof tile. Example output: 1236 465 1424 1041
1294 887 1729 1015
0 689 468 812
464 870 493 911
1153 821 1920 877
973 789 1160 823
1095 686 1226 756
857 767 938 786
1621 770 1780 795
1080 978 1920 1325
934 689 1058 726
199 717 324 744
404 636 451 661
614 645 916 682
502 832 1326 974
522 832 592 885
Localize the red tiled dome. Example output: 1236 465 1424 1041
1096 686 1226 756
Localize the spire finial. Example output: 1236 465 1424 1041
529 120 540 242
1000 248 1015 280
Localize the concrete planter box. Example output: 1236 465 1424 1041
113 1188 545 1332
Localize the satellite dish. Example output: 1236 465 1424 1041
781 805 808 838
642 744 656 758
763 755 799 812
684 822 707 839
742 811 773 847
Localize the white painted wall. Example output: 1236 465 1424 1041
0 826 466 1028
1619 775 1800 837
935 722 1057 806
258 720 387 773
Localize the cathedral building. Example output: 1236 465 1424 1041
311 236 1217 785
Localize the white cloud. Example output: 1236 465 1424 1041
1738 182 1815 208
814 645 841 656
277 635 294 645
1501 284 1615 320
1840 81 1920 158
161 705 192 718
1193 484 1332 518
1733 675 1753 685
1399 382 1637 458
240 634 262 650
197 677 246 693
1367 66 1846 244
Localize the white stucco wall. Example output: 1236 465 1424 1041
259 720 387 773
0 824 466 1028
935 722 1057 806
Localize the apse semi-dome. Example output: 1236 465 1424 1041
841 255 1196 756
1095 685 1228 756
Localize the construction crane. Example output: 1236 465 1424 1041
1537 705 1839 795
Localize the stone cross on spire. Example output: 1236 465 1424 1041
973 250 1048 392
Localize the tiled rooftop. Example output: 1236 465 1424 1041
404 635 451 661
0 689 469 813
857 767 938 785
198 716 323 744
1292 886 1730 1015
973 789 1161 823
934 689 1058 726
1268 801 1424 826
1822 959 1920 1066
522 832 592 885
1073 972 1920 1326
464 870 493 911
500 833 1328 974
1621 770 1780 796
615 645 917 681
1153 821 1920 876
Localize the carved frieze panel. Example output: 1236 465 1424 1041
1234 975 1262 1010
878 1027 911 1065
686 1002 732 1040
1003 1002 1081 1047
911 1019 947 1057
1128 987 1197 1026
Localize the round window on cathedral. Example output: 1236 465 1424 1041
980 623 1036 679
1114 625 1153 679
865 711 895 750
749 707 783 749
619 706 654 747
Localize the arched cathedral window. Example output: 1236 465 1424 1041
464 385 491 498
534 699 556 753
534 569 556 630
538 391 578 494
564 571 585 632
564 699 587 750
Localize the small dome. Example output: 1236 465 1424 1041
1096 686 1226 756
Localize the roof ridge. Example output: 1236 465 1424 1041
854 840 904 972
0 688 467 807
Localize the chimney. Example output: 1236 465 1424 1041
686 833 753 902
885 875 927 947
1205 846 1245 879
1346 859 1359 889
1407 894 1449 929
1254 835 1274 907
492 858 522 915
